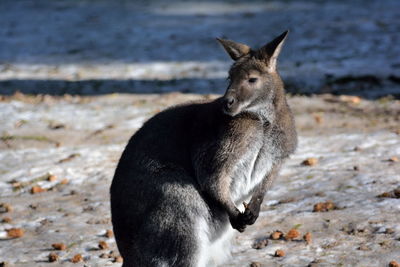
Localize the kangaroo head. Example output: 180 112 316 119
217 31 288 118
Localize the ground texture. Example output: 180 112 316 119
0 93 399 267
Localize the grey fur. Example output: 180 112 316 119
110 31 297 267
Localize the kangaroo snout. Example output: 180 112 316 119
223 95 238 115
225 96 235 108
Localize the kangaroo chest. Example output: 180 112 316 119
229 127 275 204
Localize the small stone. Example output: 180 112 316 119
389 261 399 267
29 203 38 210
108 250 118 258
99 253 108 259
250 262 261 267
339 95 361 104
358 244 370 251
71 254 83 263
302 158 318 166
114 256 123 263
378 192 392 198
0 203 12 213
353 166 360 171
252 237 268 249
313 114 323 124
304 232 312 245
47 175 57 182
275 249 285 257
48 252 59 262
378 188 400 199
389 156 399 162
2 217 12 223
11 182 22 189
325 201 335 210
6 228 24 238
385 228 395 234
31 185 46 194
60 179 69 185
105 229 113 238
0 261 10 267
270 231 283 240
313 201 336 212
52 243 66 250
395 189 400 197
98 240 109 250
350 96 361 104
285 229 300 241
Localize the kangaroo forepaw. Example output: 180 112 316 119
241 206 259 225
229 215 247 233
229 205 259 232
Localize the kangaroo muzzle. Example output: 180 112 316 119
223 95 240 116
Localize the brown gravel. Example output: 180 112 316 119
302 158 318 166
99 253 108 259
275 249 285 257
270 231 283 240
1 217 12 223
51 243 66 250
285 229 300 241
250 262 261 267
71 254 83 263
0 203 12 213
389 261 399 267
252 237 269 249
114 256 123 263
48 252 59 262
47 175 57 182
105 229 113 238
377 188 400 199
313 201 336 212
6 228 24 238
303 232 312 245
30 186 46 194
98 240 109 250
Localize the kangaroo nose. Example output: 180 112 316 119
225 97 235 109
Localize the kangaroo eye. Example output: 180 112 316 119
248 78 258 83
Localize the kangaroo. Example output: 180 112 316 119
110 31 297 267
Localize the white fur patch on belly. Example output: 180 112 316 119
196 219 234 267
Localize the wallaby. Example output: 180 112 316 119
110 31 297 267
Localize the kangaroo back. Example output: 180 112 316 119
110 31 297 267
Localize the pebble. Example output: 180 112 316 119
52 243 66 250
252 237 268 249
71 254 83 263
302 158 318 166
270 231 283 240
48 252 59 262
98 240 108 250
275 249 285 257
285 229 300 241
6 228 24 238
304 232 312 245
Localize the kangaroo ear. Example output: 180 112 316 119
216 38 251 61
258 30 289 72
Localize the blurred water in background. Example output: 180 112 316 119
0 0 399 98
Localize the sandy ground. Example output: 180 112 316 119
0 92 399 267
